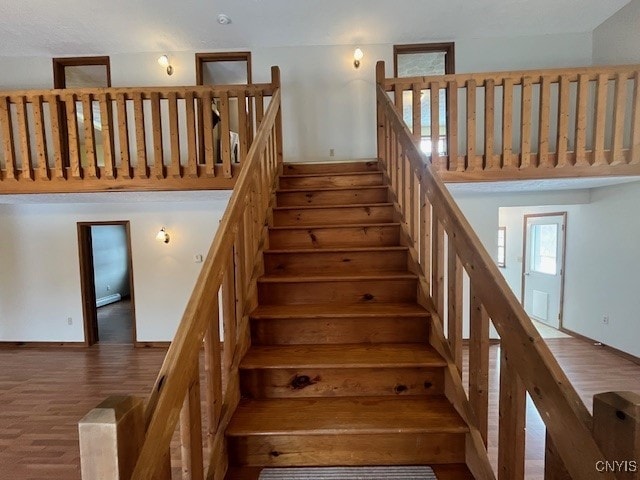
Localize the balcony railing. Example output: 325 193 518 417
380 63 640 181
0 69 281 193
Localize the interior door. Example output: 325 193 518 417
522 213 566 329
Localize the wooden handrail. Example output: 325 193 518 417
383 62 640 182
0 82 275 193
78 67 283 480
376 60 618 479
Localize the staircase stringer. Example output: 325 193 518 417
378 160 496 480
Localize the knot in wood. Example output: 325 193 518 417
394 384 408 394
290 374 316 390
363 293 375 301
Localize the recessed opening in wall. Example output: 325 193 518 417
393 43 455 157
52 56 112 170
195 52 253 165
77 221 137 346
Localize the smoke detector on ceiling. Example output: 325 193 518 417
217 14 232 25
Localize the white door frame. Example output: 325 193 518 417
520 212 568 329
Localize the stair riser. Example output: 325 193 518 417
258 279 417 305
279 173 383 189
264 250 407 276
251 317 430 345
273 205 395 227
227 433 466 466
283 161 379 175
240 367 444 398
276 187 389 207
269 225 400 249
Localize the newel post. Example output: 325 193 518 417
592 391 640 480
271 66 283 165
376 61 386 163
78 396 145 480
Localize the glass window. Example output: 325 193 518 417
497 227 506 268
531 224 558 275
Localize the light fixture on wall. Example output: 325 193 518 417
156 227 170 244
353 48 364 69
157 55 174 76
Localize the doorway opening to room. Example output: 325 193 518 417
77 221 136 346
195 52 253 164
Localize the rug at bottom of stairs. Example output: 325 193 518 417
259 466 437 479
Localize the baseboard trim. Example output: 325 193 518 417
559 327 640 366
134 341 171 348
0 341 86 348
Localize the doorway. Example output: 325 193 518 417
522 213 567 329
77 221 136 345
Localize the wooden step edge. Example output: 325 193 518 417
226 424 469 436
273 203 394 212
279 171 383 179
258 274 418 283
264 246 409 255
249 303 430 318
276 185 389 194
269 222 401 231
225 465 474 480
284 160 378 166
240 353 448 369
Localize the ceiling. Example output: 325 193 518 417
446 176 640 194
0 0 630 57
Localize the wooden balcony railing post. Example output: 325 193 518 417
150 92 165 180
447 80 459 171
502 78 514 169
611 73 628 165
167 91 182 178
32 94 50 181
594 73 608 166
631 71 640 165
466 79 477 171
184 91 198 178
498 348 526 480
271 66 283 165
0 96 17 181
98 93 116 180
520 77 533 169
78 396 146 480
16 95 34 180
484 79 496 170
575 74 589 167
220 93 232 178
132 92 149 179
81 94 98 179
115 93 133 180
202 91 215 177
593 391 640 480
556 76 570 168
538 76 551 168
412 83 421 143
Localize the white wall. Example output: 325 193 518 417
0 31 594 164
0 194 230 342
593 0 640 65
91 224 130 301
562 182 640 357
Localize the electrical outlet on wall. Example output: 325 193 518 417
602 315 610 325
329 148 335 157
67 317 73 326
106 285 111 291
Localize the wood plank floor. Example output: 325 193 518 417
0 338 638 479
97 299 133 344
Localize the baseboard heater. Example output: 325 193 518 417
96 293 122 308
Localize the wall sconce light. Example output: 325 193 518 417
353 48 364 69
156 227 170 244
157 55 174 76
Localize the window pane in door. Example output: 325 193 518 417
531 224 558 275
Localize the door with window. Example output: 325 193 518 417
522 213 566 328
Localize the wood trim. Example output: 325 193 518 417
135 342 172 349
77 221 137 346
393 43 455 77
0 341 86 348
498 226 506 268
52 56 112 89
195 52 252 86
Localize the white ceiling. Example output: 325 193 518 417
446 176 640 194
0 0 630 57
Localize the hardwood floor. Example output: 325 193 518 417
0 338 638 479
97 299 133 344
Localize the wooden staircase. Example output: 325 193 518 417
225 161 475 479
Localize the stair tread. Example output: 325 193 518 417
269 222 401 231
251 303 430 319
240 343 446 369
227 396 468 436
279 171 383 179
264 246 409 254
276 185 388 194
258 273 417 283
273 203 394 211
225 465 474 480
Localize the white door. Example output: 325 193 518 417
523 213 566 329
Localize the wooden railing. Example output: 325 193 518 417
376 61 638 479
0 73 279 193
381 62 640 181
78 67 282 480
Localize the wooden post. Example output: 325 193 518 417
447 239 463 372
271 66 283 164
593 391 640 480
376 61 386 162
469 285 490 445
498 348 526 480
78 396 145 480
